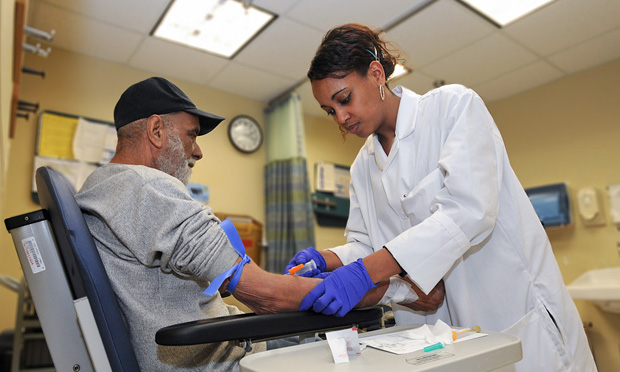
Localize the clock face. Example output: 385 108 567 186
228 115 263 153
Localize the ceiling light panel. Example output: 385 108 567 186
152 0 276 59
459 0 556 27
388 63 412 82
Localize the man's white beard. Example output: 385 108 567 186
155 132 193 185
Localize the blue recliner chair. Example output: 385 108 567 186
4 167 382 371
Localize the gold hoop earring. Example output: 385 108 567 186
379 85 385 101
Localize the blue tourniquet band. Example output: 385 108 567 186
203 219 251 296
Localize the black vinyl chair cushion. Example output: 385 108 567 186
156 307 383 346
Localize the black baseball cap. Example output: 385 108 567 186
113 77 224 135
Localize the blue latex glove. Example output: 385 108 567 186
313 272 332 279
284 247 327 277
299 259 376 317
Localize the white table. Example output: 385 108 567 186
240 325 522 372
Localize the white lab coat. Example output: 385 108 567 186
330 85 596 371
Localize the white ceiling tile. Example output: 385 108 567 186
35 0 170 33
128 37 230 85
208 62 297 102
504 0 620 55
253 0 304 15
22 0 620 117
547 28 620 74
29 0 143 63
472 61 564 102
234 17 325 80
388 0 496 67
391 71 437 96
286 0 430 31
421 33 538 86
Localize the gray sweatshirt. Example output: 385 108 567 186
76 163 265 371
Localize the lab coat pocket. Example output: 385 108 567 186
500 302 569 371
401 169 444 225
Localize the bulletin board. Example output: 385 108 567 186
32 111 117 203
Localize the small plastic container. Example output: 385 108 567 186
288 260 317 275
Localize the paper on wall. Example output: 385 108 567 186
316 161 351 199
100 125 118 164
316 161 336 192
73 118 111 163
33 156 97 193
333 166 351 199
38 113 78 159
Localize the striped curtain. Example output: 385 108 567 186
264 93 315 272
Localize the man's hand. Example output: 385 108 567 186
400 278 445 312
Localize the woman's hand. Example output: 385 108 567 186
283 247 327 277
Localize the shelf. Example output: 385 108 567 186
10 0 27 139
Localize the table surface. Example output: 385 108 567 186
240 325 522 372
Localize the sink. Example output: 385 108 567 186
566 267 620 313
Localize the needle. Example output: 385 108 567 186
452 325 481 341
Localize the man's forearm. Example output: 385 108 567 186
356 279 389 308
232 261 389 314
233 261 320 313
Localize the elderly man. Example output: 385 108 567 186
75 77 444 371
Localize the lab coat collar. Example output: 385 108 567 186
393 86 420 139
368 86 420 157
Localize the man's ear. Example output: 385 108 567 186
146 115 164 148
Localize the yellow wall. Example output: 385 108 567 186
304 114 366 249
0 48 268 330
0 0 16 250
0 46 364 330
1 34 619 370
488 58 620 371
305 58 620 370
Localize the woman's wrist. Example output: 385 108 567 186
322 249 344 271
363 247 403 284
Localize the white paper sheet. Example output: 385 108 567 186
361 320 487 355
33 156 97 193
99 125 118 164
316 161 335 192
73 118 111 163
333 166 351 198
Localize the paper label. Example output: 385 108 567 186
22 237 46 274
326 336 349 364
328 328 361 355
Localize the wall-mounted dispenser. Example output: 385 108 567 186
525 183 571 229
576 187 606 226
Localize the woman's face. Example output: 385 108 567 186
311 67 384 138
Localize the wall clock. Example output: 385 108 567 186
228 115 263 153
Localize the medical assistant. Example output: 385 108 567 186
329 85 596 371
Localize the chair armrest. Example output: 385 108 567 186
155 307 383 346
